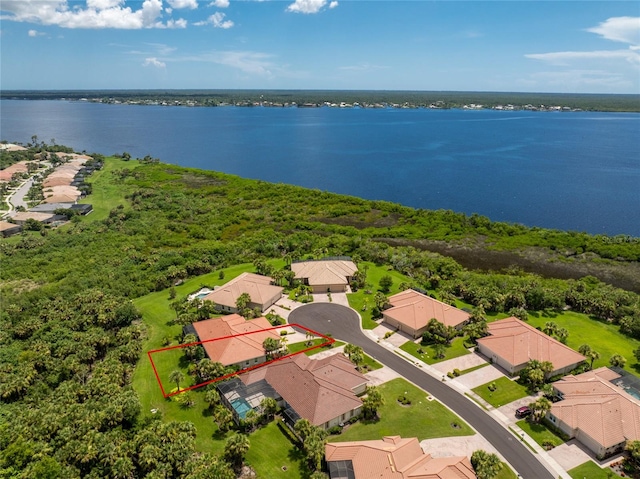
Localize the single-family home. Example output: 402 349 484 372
547 367 640 459
9 211 58 226
325 435 476 479
382 289 470 338
202 272 283 313
0 220 22 237
190 314 281 369
218 353 367 429
476 317 585 377
291 258 358 293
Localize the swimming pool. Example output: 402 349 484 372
230 398 253 419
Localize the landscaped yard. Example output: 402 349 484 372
131 262 283 452
400 337 471 365
516 419 566 450
495 463 517 479
526 310 640 374
472 377 529 408
330 378 474 442
568 461 612 479
244 421 307 478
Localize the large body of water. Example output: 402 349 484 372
2 100 639 236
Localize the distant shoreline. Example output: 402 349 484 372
2 89 639 113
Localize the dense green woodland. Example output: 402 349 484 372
1 151 640 477
3 90 640 111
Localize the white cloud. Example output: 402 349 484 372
587 16 640 45
0 0 187 29
527 69 632 91
195 12 233 28
526 50 640 66
167 0 198 9
339 62 388 72
286 0 333 14
209 0 229 7
143 57 166 68
28 29 45 37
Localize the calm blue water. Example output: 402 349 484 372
1 100 639 236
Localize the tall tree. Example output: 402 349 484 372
362 385 385 420
471 450 503 479
529 397 552 423
223 433 250 469
169 370 185 391
610 354 627 368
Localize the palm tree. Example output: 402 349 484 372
169 370 185 391
223 433 250 468
543 321 558 337
204 388 221 408
362 385 384 420
350 349 364 371
471 450 503 479
610 354 627 368
260 397 278 419
529 397 552 423
213 405 234 432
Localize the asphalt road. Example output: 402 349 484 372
289 303 554 479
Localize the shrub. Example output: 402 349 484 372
453 368 461 377
447 372 454 379
397 395 412 405
384 331 394 339
327 425 343 435
488 382 497 392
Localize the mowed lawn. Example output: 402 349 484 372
330 378 473 442
568 461 612 479
526 310 640 374
244 421 307 478
400 337 471 365
472 377 530 408
516 419 566 449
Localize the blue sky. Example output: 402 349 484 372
1 1 639 93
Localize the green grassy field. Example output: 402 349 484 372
526 310 640 374
330 378 473 442
472 377 530 408
78 156 140 222
516 419 566 449
400 336 471 365
568 461 612 479
346 262 413 329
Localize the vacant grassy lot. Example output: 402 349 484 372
346 262 413 329
516 419 566 449
79 156 140 222
568 461 611 479
400 337 471 365
472 377 530 408
330 378 473 442
527 310 640 374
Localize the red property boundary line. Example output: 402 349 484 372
148 323 335 398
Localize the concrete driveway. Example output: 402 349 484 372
454 364 506 390
431 351 487 374
497 394 540 425
547 440 595 472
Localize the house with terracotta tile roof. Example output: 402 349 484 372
547 367 640 458
325 435 476 479
219 353 367 429
291 258 358 293
381 289 470 339
191 314 281 369
477 317 585 377
202 272 283 313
